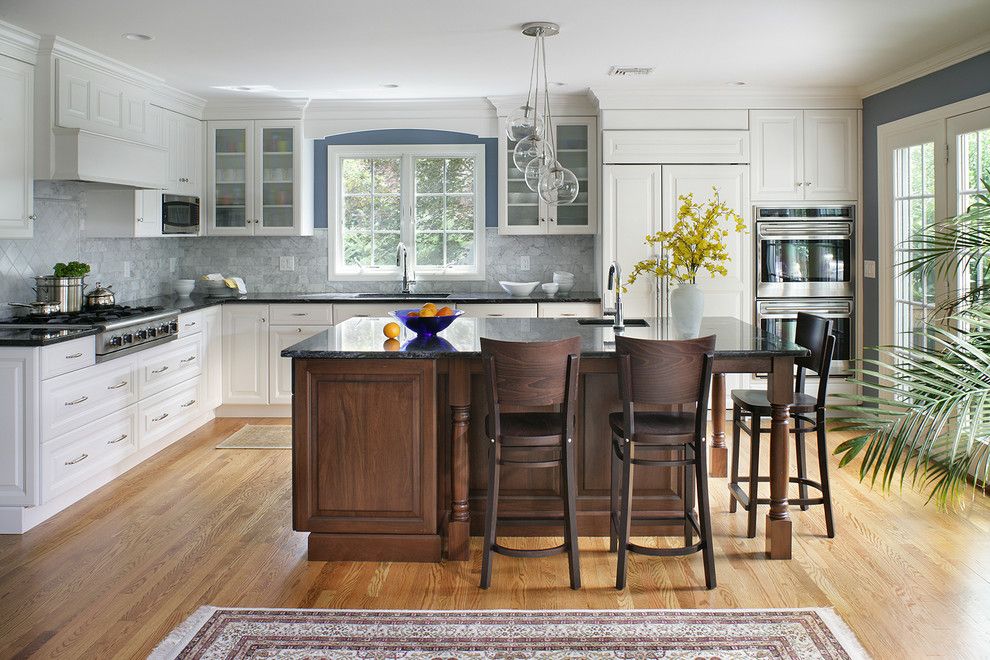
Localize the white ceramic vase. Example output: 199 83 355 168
669 282 704 338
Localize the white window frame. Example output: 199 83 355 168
327 144 486 281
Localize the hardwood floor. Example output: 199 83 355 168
1 417 988 659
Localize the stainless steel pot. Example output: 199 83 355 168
9 301 62 316
34 276 85 313
85 282 115 309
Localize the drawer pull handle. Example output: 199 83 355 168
65 395 89 406
184 321 196 327
152 412 169 422
152 366 169 374
107 381 128 390
64 453 89 466
489 314 504 317
290 313 308 317
65 352 84 359
180 399 196 408
180 356 196 363
107 434 128 445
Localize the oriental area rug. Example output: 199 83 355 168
215 425 291 449
151 607 869 659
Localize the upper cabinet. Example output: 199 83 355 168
750 109 858 201
0 53 34 239
207 120 313 236
498 116 597 235
161 108 202 198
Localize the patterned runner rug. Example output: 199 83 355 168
151 607 869 659
215 425 291 449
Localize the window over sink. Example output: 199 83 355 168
328 144 486 280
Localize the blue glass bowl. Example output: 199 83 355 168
389 308 464 336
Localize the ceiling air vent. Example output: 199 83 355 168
608 66 654 77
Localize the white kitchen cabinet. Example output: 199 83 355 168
200 306 223 410
222 304 269 404
498 117 597 235
0 350 39 506
601 165 662 317
40 336 95 380
161 108 202 197
207 120 313 236
456 303 538 318
332 303 396 324
83 188 163 238
750 109 858 201
537 302 601 318
0 53 34 238
270 303 334 325
269 325 326 404
41 355 138 441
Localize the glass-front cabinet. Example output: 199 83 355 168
207 120 312 236
498 116 597 235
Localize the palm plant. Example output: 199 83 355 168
831 179 990 507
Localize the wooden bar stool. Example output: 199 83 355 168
729 312 837 538
609 334 717 590
479 336 582 590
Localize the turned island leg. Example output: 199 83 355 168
447 361 471 561
709 373 727 477
766 356 794 559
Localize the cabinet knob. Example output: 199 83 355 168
27 214 36 221
805 181 812 186
795 182 804 186
137 217 145 222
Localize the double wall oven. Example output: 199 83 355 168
754 205 855 376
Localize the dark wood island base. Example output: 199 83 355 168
287 317 807 563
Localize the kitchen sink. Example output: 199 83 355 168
355 292 451 299
577 318 650 326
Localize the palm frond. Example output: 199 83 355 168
830 307 990 508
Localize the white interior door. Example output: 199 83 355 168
601 165 662 317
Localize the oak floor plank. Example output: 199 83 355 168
0 417 988 659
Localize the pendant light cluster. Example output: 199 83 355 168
506 22 579 206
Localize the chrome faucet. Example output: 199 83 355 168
396 242 415 294
607 260 624 329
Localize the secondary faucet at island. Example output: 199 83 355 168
607 260 624 329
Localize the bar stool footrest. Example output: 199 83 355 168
491 542 567 558
729 476 827 511
626 540 705 557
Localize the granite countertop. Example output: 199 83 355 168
281 316 808 360
0 326 102 347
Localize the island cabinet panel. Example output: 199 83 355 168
292 359 440 561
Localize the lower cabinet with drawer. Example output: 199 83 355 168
137 333 202 398
138 376 205 448
40 355 139 441
537 302 602 318
41 404 140 501
456 303 538 318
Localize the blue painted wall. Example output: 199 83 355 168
861 51 990 346
312 129 498 229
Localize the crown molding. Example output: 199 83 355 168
0 19 40 64
486 92 598 117
204 97 310 121
150 84 208 120
303 97 497 139
859 31 990 98
39 35 164 88
590 85 862 110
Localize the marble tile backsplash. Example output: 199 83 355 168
0 181 596 311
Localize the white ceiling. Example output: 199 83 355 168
2 0 989 101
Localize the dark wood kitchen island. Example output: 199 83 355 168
283 316 808 564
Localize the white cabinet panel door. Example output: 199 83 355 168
751 110 803 201
269 325 325 404
804 109 858 201
0 351 38 506
455 303 538 318
201 306 223 410
601 165 662 318
222 304 269 404
0 54 33 238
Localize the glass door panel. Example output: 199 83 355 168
552 123 589 227
949 108 990 302
505 135 542 228
214 127 248 230
260 126 295 230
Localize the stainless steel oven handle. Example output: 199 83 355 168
758 301 853 315
757 222 853 238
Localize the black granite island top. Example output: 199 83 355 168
281 316 808 360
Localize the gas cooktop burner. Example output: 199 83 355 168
4 305 166 326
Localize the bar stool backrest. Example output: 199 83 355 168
481 337 582 409
793 312 836 407
614 334 716 409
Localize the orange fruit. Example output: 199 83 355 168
383 321 400 339
383 338 400 351
437 306 455 316
421 302 438 314
418 307 437 318
407 311 420 317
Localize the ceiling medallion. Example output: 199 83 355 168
506 21 579 206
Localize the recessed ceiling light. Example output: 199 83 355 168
122 33 153 41
381 83 400 89
728 81 747 86
212 84 278 93
551 81 566 87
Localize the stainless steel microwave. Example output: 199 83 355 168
162 194 200 235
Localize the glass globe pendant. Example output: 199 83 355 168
538 163 580 205
506 105 544 142
513 135 553 171
523 151 554 192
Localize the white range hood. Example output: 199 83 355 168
45 128 167 189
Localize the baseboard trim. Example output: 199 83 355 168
307 532 442 562
216 403 291 418
0 409 216 535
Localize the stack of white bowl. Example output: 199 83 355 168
552 271 575 293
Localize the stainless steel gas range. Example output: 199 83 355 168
0 305 181 361
754 204 855 377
